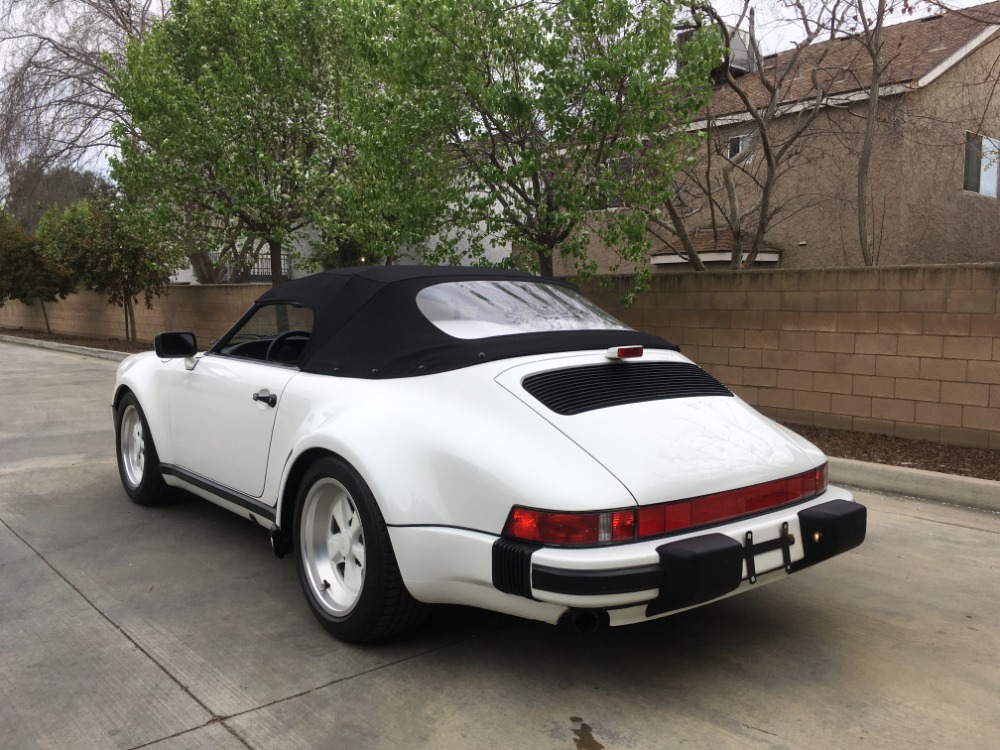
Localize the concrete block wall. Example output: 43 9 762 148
2 265 998 449
582 265 1000 450
0 284 268 347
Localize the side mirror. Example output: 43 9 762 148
155 332 198 358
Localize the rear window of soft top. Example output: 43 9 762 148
416 280 631 340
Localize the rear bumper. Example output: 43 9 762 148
389 489 864 626
494 497 866 617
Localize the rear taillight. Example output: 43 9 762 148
637 464 827 537
502 464 827 547
503 507 635 545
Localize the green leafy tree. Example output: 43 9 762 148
38 199 179 343
310 2 467 267
108 0 340 286
386 0 722 293
0 211 74 334
109 0 460 284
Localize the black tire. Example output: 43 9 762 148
115 392 170 506
293 455 428 642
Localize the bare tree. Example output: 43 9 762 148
3 153 111 231
655 0 848 270
0 0 168 177
843 0 1000 266
839 0 894 266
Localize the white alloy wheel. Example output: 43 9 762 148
300 477 367 616
119 404 146 489
115 393 169 506
292 456 428 641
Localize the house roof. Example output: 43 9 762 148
650 227 781 258
647 228 783 267
707 1 1000 120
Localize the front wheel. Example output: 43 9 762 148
293 456 428 642
115 392 170 506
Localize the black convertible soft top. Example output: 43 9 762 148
254 265 677 378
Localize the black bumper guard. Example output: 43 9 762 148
492 499 867 616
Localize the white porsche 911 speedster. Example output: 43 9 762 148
113 266 866 642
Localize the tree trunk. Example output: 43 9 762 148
720 159 743 269
538 249 554 278
189 251 220 284
125 298 137 343
857 84 879 267
856 0 885 268
730 229 744 270
662 200 706 271
268 239 284 287
743 170 777 269
39 299 52 335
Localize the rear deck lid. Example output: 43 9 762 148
496 350 825 505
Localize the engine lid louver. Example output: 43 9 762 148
521 361 733 415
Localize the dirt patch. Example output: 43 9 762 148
788 424 1000 483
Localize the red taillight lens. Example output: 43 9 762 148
605 345 644 360
503 465 827 547
636 464 828 538
503 507 635 546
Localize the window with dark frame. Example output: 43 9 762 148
216 303 314 363
963 132 999 198
728 134 754 165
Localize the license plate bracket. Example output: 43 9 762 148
744 522 796 584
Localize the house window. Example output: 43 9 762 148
599 156 634 209
963 132 999 197
728 134 754 164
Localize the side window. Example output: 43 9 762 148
964 132 999 198
217 303 314 364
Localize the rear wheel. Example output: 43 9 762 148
115 392 170 506
293 456 427 642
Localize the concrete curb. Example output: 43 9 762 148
0 334 131 362
4 333 998 512
828 456 1000 513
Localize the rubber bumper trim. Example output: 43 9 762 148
532 563 661 597
789 498 867 572
497 499 867 609
492 538 540 598
646 533 745 616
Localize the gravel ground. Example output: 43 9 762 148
5 326 999 482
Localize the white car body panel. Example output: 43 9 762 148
116 345 856 619
496 350 826 505
268 359 636 529
112 267 866 640
165 355 298 497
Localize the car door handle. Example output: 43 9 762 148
253 391 277 408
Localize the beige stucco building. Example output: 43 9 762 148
559 2 1000 275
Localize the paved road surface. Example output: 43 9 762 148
1 342 997 749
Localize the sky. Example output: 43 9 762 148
712 0 996 56
3 0 998 187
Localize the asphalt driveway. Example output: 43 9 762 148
1 341 998 749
